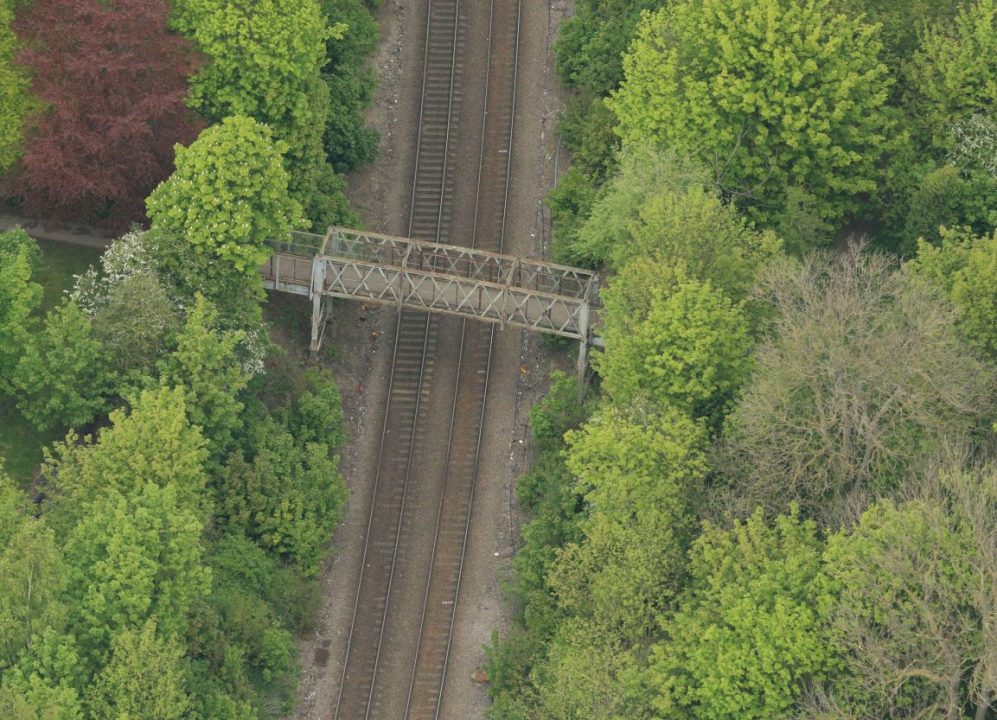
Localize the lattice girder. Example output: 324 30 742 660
262 226 601 374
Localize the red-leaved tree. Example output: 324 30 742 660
6 0 203 227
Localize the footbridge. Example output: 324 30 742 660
262 227 601 378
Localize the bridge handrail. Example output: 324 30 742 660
264 230 326 258
322 227 601 305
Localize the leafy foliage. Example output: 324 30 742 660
910 226 997 359
533 620 652 720
555 404 708 640
84 620 190 720
0 473 67 671
43 387 210 530
219 416 345 576
0 228 41 393
816 470 997 719
831 0 962 76
91 273 179 379
597 269 752 425
289 368 347 448
158 296 250 463
905 0 997 151
650 510 830 719
611 0 893 227
147 116 303 318
501 2 997 719
171 0 352 226
554 0 662 96
0 0 38 177
170 0 335 133
13 301 113 432
7 0 203 226
64 482 210 663
321 0 380 173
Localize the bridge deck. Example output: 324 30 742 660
261 227 599 341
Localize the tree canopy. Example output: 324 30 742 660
0 0 37 177
721 248 994 523
650 510 831 719
0 228 41 393
13 301 114 432
7 0 203 226
171 0 350 226
147 116 303 321
610 0 893 228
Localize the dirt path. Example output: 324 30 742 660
0 212 113 248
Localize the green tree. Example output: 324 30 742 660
552 404 708 641
320 0 380 173
69 231 161 319
0 228 42 393
550 0 661 188
0 225 41 263
555 0 661 96
877 141 997 254
0 516 68 670
830 0 962 77
816 470 997 719
611 0 893 226
288 368 346 448
0 472 67 671
158 296 250 463
85 620 190 720
596 268 753 425
720 248 995 523
64 483 210 662
147 116 304 321
650 510 831 720
0 469 26 546
43 387 209 532
7 626 85 714
0 0 39 176
170 0 349 225
219 419 345 575
905 0 997 151
13 301 113 432
91 272 179 380
532 620 653 720
0 673 82 720
910 226 997 358
571 147 782 276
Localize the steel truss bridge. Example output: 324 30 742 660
262 227 601 378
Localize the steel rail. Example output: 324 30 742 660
332 0 463 715
403 0 523 716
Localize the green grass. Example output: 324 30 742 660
0 400 62 488
0 239 102 486
33 237 102 313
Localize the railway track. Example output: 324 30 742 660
333 0 522 717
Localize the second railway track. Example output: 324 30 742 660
333 0 522 717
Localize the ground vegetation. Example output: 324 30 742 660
488 1 997 718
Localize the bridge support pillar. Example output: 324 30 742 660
309 296 326 362
309 259 328 362
576 303 590 393
576 338 588 387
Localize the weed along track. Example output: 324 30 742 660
332 0 522 717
